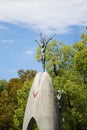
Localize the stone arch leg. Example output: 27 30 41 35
27 117 38 130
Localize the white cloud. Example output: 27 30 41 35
0 0 87 34
23 50 34 55
0 39 15 43
0 25 8 30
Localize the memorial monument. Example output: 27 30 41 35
22 34 58 130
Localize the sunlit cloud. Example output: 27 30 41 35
0 25 7 30
22 50 34 55
0 0 87 34
0 24 10 32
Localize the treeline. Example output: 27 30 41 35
0 70 37 130
0 30 87 130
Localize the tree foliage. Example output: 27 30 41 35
0 69 36 130
73 34 87 83
53 70 87 130
14 80 32 129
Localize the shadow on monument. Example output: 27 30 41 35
27 117 39 130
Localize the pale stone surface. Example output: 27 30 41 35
22 72 58 130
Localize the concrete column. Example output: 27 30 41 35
22 72 58 130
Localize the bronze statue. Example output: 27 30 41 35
35 33 55 72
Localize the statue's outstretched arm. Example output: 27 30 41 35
35 40 41 47
46 34 56 46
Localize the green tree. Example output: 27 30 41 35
46 40 64 76
53 70 87 130
73 32 87 83
0 80 7 95
14 81 32 129
0 87 16 130
18 69 36 82
0 69 36 130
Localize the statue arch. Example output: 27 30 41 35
27 117 39 130
23 72 58 130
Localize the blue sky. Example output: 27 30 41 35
0 0 87 80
